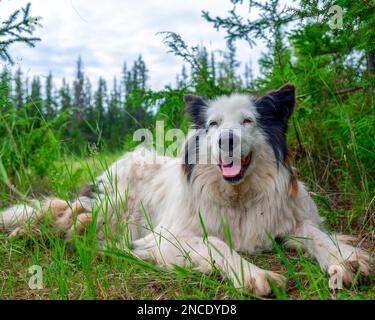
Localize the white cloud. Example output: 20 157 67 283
1 0 267 90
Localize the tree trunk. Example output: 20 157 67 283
367 51 375 75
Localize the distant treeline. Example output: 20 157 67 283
0 42 255 153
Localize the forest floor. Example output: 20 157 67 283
0 153 374 300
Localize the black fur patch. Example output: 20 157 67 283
79 180 103 198
182 129 205 181
79 184 95 198
184 94 209 129
253 84 295 164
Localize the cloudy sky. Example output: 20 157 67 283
1 0 273 90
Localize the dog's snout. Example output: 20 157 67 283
219 130 234 150
218 129 240 157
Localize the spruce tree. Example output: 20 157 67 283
44 72 54 119
83 77 96 142
73 56 85 115
0 3 41 64
94 77 107 125
13 68 24 110
59 78 71 112
28 76 42 120
0 67 12 99
218 41 241 90
134 55 148 90
70 56 86 151
106 77 121 149
176 64 189 88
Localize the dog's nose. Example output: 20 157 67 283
219 130 234 153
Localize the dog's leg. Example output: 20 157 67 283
286 221 372 289
65 212 92 241
6 198 69 238
133 235 285 296
23 198 92 237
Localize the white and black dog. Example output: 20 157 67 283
0 84 371 296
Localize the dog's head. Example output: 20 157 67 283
183 84 295 185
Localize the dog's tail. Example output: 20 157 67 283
0 202 40 232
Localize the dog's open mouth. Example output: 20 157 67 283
218 153 252 183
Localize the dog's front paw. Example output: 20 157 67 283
8 226 26 238
233 268 286 296
328 250 371 290
252 270 286 296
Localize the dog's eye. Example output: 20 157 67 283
242 118 254 125
208 121 218 128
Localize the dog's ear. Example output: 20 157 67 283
266 84 296 119
254 84 296 164
184 94 208 128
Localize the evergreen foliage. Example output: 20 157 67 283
0 2 41 64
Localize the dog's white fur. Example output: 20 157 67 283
0 88 371 296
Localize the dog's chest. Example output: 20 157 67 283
200 192 296 253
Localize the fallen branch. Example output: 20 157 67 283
334 86 364 96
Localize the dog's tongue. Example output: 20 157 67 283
220 162 241 178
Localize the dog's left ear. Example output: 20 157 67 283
184 94 209 128
266 84 296 119
254 84 296 164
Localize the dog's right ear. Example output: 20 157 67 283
184 94 208 128
265 84 296 120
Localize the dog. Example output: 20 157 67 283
0 84 371 296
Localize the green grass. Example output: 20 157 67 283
0 235 373 299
